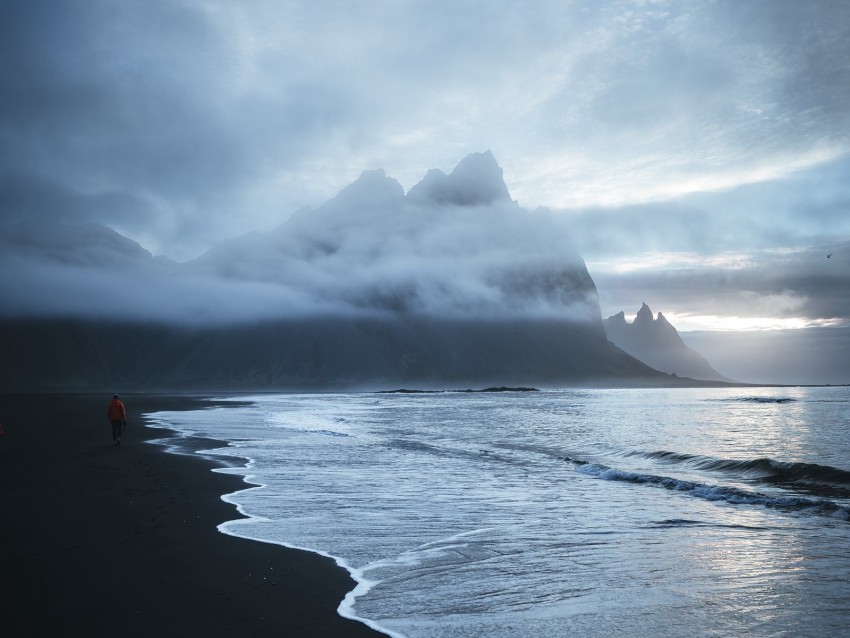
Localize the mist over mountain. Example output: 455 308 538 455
0 153 683 390
185 151 600 322
603 303 732 382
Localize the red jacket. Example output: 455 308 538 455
108 399 126 422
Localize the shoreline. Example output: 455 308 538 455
0 393 387 637
145 402 397 637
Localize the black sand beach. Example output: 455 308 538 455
0 393 386 637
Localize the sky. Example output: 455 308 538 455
1 0 849 384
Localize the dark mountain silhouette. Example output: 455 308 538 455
0 154 723 391
603 303 732 382
0 316 677 391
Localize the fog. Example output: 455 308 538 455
0 153 601 325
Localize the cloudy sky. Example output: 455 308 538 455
2 0 849 384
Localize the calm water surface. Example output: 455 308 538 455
149 386 850 637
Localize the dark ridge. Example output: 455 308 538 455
0 316 670 392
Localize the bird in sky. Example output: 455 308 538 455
827 253 833 258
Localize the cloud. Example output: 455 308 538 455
0 172 155 230
590 241 850 329
0 255 345 324
506 0 850 208
2 1 849 260
0 153 601 325
0 1 255 255
189 153 601 322
561 151 850 329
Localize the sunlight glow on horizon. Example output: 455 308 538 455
665 313 847 333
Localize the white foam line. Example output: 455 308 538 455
217 477 405 638
144 413 402 638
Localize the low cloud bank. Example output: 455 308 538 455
1 152 601 325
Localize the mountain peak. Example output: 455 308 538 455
406 151 513 207
634 302 654 325
331 168 405 208
603 304 731 382
608 310 627 326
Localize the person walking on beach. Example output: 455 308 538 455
107 394 126 445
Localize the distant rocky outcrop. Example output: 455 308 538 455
603 303 732 382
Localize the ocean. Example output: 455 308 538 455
147 386 850 638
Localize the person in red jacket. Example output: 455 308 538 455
107 394 127 445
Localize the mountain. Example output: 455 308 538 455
0 219 163 268
603 303 732 382
0 315 675 391
0 153 702 391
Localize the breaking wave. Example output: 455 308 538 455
707 396 798 404
564 457 850 520
635 450 850 487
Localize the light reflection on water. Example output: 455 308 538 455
149 386 850 638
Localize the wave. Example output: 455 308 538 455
634 450 850 496
566 459 850 520
273 426 351 438
707 396 797 404
647 519 769 531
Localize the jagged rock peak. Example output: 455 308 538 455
406 150 513 207
634 302 654 325
332 168 405 206
602 303 731 382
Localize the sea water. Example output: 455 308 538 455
147 386 850 638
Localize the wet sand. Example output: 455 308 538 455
0 393 386 637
